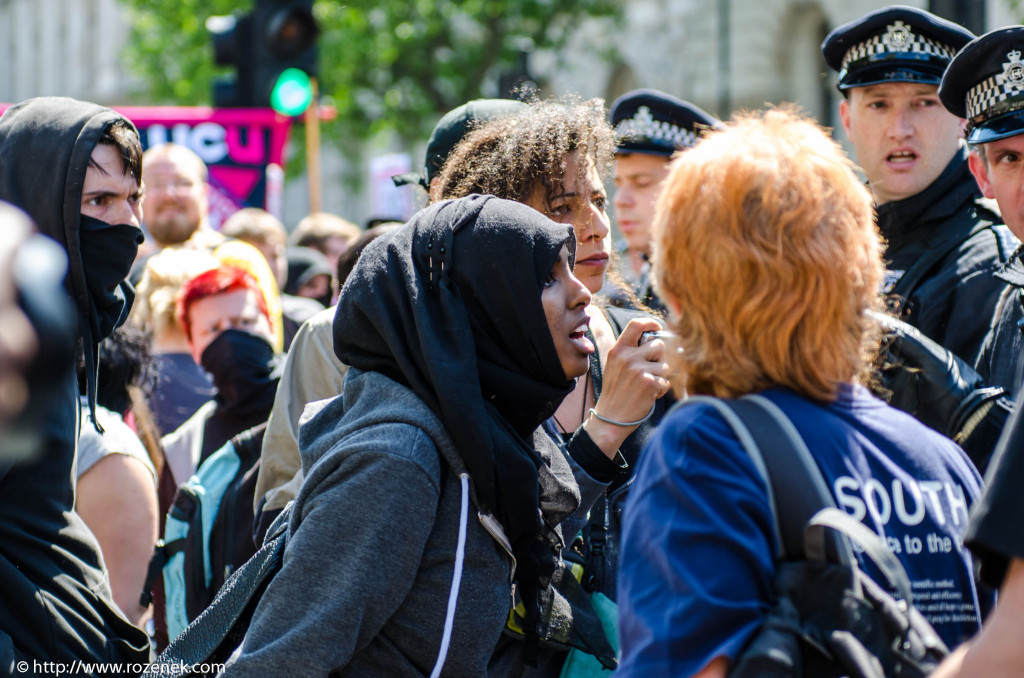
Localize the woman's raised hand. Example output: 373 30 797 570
584 318 672 458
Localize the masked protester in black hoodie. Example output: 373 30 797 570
0 98 150 668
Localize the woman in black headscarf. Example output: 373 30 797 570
222 194 594 676
437 100 674 676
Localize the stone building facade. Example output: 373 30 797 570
547 0 1019 133
0 0 134 105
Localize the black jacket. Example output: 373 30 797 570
0 98 150 667
878 147 1018 366
976 251 1024 394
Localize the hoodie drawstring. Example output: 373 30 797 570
430 473 470 678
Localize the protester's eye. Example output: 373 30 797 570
548 202 571 217
593 194 607 210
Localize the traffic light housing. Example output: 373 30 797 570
208 12 255 108
208 1 319 112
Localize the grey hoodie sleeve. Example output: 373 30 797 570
221 423 443 677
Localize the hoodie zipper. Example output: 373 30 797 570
607 474 636 502
477 511 516 582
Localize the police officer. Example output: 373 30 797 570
871 25 1024 474
941 26 1024 393
933 25 1024 639
608 90 719 310
822 6 1017 368
932 32 1024 662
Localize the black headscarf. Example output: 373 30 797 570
334 194 577 627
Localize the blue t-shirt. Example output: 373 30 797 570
617 384 985 677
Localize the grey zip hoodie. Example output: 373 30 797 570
223 367 551 676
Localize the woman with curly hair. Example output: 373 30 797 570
220 195 593 676
436 98 673 674
617 108 988 678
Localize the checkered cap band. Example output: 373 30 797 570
966 72 1024 121
840 29 956 72
615 106 697 149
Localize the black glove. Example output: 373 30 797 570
871 310 1006 441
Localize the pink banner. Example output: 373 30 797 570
0 105 294 227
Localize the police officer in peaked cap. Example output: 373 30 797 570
822 6 1017 374
815 7 1023 472
609 89 719 311
937 26 1024 403
924 29 1024 674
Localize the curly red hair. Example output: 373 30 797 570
653 107 884 401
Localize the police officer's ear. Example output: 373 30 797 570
967 150 996 200
838 99 853 140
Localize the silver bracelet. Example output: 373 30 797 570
587 403 656 428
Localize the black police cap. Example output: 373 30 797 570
940 26 1024 144
821 6 974 91
392 99 526 189
609 89 720 156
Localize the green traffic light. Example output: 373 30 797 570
270 68 314 115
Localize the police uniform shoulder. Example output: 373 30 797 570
939 26 1024 143
609 88 721 156
994 243 1024 288
975 196 1002 222
822 6 973 90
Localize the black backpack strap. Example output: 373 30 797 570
686 395 847 564
807 508 913 604
716 396 923 606
230 421 268 467
140 538 185 607
150 503 292 676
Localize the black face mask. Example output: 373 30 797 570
78 214 144 339
314 288 333 309
200 329 278 418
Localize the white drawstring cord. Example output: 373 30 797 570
430 473 470 678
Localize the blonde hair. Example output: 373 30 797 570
131 247 220 339
653 107 884 401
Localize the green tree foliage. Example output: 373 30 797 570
122 0 621 145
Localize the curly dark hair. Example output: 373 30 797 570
77 324 153 414
433 97 654 312
433 98 615 211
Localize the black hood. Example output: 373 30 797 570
0 96 133 332
0 97 141 431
